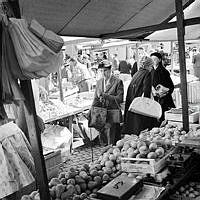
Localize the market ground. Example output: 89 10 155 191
60 143 102 171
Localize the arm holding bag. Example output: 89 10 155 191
128 97 162 119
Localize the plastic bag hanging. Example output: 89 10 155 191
2 20 40 80
1 22 25 103
8 18 63 78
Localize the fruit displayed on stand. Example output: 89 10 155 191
171 182 200 199
21 123 199 200
138 123 189 145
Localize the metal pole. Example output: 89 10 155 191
175 0 189 131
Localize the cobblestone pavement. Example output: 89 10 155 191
61 144 102 171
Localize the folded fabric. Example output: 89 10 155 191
29 19 64 53
8 18 63 78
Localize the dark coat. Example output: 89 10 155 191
119 60 131 74
153 65 175 121
122 68 158 135
131 62 138 77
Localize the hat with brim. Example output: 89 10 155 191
98 60 112 69
150 52 162 60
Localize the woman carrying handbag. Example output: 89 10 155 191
122 56 159 135
90 60 124 146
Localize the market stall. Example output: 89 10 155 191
1 0 200 200
20 122 200 200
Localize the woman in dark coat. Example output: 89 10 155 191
150 52 175 123
122 56 159 135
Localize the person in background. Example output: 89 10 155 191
128 55 138 77
69 58 93 92
102 52 108 59
82 54 91 69
150 52 175 123
192 47 200 79
95 53 102 63
122 56 158 135
92 60 124 146
112 53 120 71
138 47 147 59
119 60 131 74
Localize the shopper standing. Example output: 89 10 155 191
150 52 175 123
112 53 120 71
122 56 158 135
92 60 124 145
69 58 93 92
192 48 200 79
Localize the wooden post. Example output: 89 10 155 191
175 0 189 131
20 81 50 200
170 41 174 75
58 65 64 102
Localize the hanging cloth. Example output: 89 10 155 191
2 20 39 80
8 18 63 78
0 122 35 199
1 21 25 103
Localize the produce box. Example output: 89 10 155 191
121 150 172 175
165 111 199 123
44 150 61 179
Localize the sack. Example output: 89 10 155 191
107 109 122 123
29 19 64 53
88 106 107 130
128 97 162 119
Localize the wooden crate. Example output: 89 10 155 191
44 150 61 179
165 111 199 123
121 151 172 175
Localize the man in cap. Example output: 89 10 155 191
91 60 124 146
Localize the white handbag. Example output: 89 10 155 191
128 97 162 119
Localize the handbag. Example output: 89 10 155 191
88 106 107 130
128 97 162 119
107 98 123 123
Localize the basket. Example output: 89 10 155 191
44 150 61 179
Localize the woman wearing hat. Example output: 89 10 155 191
122 56 159 135
91 60 124 146
150 52 175 123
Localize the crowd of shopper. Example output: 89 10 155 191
86 51 174 146
61 50 175 146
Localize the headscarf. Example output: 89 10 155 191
139 56 154 70
150 52 164 69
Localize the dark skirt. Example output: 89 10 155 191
122 111 159 135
